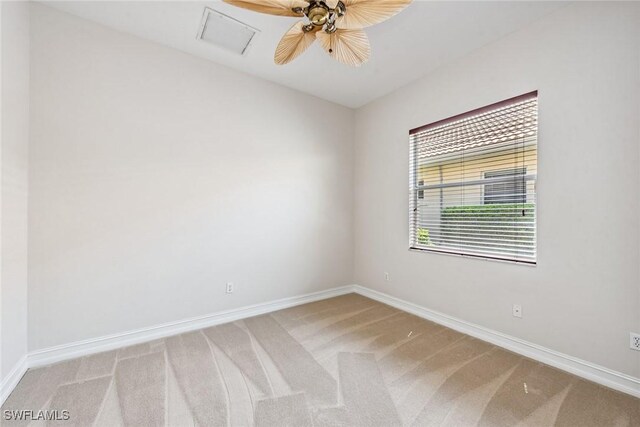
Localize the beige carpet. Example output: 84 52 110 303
2 294 639 426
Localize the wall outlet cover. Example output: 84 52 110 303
631 333 640 351
512 304 522 318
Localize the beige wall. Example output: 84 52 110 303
1 1 30 381
354 2 640 379
28 4 354 351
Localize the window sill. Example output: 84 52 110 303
408 246 537 267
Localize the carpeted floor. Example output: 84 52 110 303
2 294 639 426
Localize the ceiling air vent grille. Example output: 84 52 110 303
197 8 259 55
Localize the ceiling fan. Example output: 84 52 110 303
222 0 412 67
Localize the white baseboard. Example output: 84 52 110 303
4 283 638 406
352 285 640 399
27 285 355 369
0 355 28 406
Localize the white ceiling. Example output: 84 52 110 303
42 1 566 108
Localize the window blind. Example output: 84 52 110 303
409 92 538 264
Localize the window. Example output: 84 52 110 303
483 168 526 205
409 92 538 264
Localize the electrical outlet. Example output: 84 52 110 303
631 333 640 351
384 272 390 281
226 282 234 294
512 304 522 318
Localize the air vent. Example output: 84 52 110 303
197 8 259 55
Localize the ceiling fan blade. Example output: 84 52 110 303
274 22 318 64
316 29 370 67
336 0 412 29
223 0 308 17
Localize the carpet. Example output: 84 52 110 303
2 294 639 426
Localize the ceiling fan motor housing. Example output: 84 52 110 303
307 2 330 26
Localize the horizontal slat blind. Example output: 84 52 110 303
409 92 538 263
